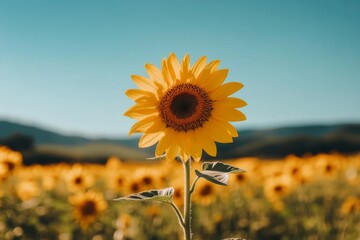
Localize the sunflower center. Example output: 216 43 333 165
5 162 15 171
200 184 213 196
325 164 333 172
171 93 198 119
142 176 153 185
131 182 140 192
274 185 283 193
159 83 212 132
117 177 124 185
236 174 245 182
74 176 83 185
81 200 96 216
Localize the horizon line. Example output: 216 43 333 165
1 116 359 140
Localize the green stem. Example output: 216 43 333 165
183 159 192 240
167 202 185 229
190 176 200 195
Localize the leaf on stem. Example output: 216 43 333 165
202 161 246 173
195 161 246 186
114 187 174 203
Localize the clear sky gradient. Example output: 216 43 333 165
1 1 360 137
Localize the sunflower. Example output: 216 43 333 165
65 164 94 192
340 196 360 215
124 176 142 195
283 159 314 185
229 158 258 186
263 175 292 202
230 171 248 186
192 179 219 206
169 178 185 207
0 146 22 176
123 168 161 194
42 174 57 191
106 156 123 172
124 53 246 161
15 179 40 201
107 171 127 194
69 191 107 229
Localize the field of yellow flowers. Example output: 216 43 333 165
1 146 360 240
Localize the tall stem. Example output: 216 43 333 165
183 159 192 240
168 202 185 229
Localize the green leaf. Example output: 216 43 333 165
195 161 246 186
195 169 229 186
114 187 174 203
202 161 246 173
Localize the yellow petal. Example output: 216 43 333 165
166 144 179 161
209 82 244 100
191 149 202 162
131 75 157 91
155 128 176 156
184 130 195 156
125 102 157 111
203 69 228 92
212 108 246 122
189 132 203 162
145 118 166 134
204 118 233 143
213 97 247 108
139 132 164 148
154 81 166 99
167 61 177 82
195 68 211 86
125 89 154 101
196 128 217 157
177 131 190 160
161 59 172 86
145 63 165 84
179 149 190 162
167 54 179 82
191 56 207 78
216 119 238 137
128 115 158 135
168 53 181 79
210 117 238 138
124 108 158 119
195 60 220 86
204 59 220 72
127 92 159 104
180 54 190 82
155 143 165 157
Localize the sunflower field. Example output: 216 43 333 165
1 146 360 240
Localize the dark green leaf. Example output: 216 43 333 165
195 169 229 186
195 162 246 186
202 161 246 173
114 187 174 203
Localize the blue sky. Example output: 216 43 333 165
1 0 360 137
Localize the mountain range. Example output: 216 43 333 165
1 120 360 164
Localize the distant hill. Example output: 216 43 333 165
1 120 360 164
0 120 138 146
216 123 360 159
0 120 148 163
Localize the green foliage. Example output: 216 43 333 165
195 162 246 186
114 187 174 203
